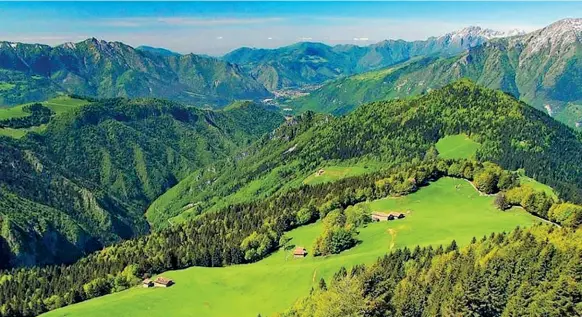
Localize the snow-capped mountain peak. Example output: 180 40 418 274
444 26 526 40
549 18 582 32
524 18 582 56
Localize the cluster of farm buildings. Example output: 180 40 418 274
371 212 405 221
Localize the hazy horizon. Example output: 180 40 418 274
1 1 581 55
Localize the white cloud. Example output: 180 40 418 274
353 37 369 41
216 36 223 40
299 37 313 41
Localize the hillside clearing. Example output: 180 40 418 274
43 177 540 317
0 82 15 91
302 164 379 186
0 125 47 139
435 134 481 159
0 96 88 138
519 174 558 200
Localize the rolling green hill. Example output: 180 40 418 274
40 177 540 317
0 39 270 107
148 80 582 227
288 19 582 128
0 98 284 267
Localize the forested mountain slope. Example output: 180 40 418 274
3 82 582 317
0 39 270 107
223 27 521 91
149 80 582 226
290 19 582 127
0 98 284 268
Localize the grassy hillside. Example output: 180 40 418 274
41 177 540 317
0 96 88 118
519 174 558 200
0 98 284 267
148 80 582 227
4 82 582 317
0 96 88 138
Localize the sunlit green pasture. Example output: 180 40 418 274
435 134 481 159
43 177 540 317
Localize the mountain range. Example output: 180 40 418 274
0 39 270 107
0 25 526 108
2 20 581 128
223 26 524 91
1 18 582 268
288 19 582 128
2 14 582 317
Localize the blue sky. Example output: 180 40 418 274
1 2 581 55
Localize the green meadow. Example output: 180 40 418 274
0 96 88 138
0 82 16 91
519 174 558 200
43 177 540 317
0 104 31 120
41 96 89 114
435 134 481 159
0 125 47 139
